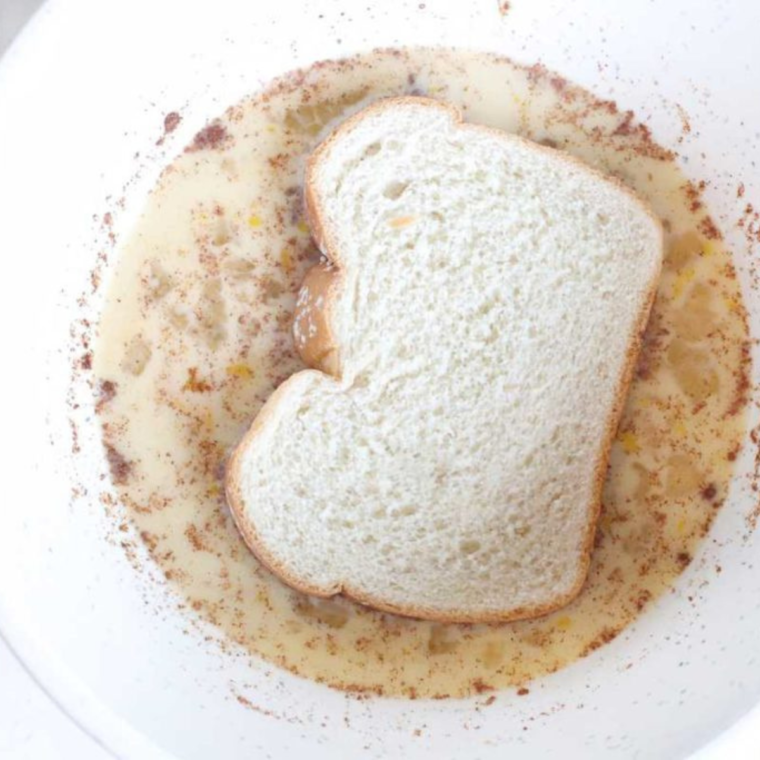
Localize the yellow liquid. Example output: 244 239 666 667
94 48 750 698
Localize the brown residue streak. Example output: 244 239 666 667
738 202 760 245
526 62 673 160
80 352 92 370
105 444 132 485
96 379 117 412
747 424 760 532
676 104 692 137
610 110 670 160
549 77 569 97
676 552 692 569
698 216 721 241
268 153 289 171
335 682 385 696
749 502 760 533
156 112 182 146
526 63 547 84
231 692 303 724
737 183 745 198
198 439 225 479
471 678 495 694
517 687 530 696
726 341 752 418
139 530 159 552
69 419 80 455
498 0 510 14
186 121 230 152
684 181 706 213
634 589 652 612
182 367 213 393
612 111 635 136
185 524 211 552
581 627 620 657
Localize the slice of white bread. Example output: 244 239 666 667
226 97 663 623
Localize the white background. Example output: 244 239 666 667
0 638 106 759
0 6 107 758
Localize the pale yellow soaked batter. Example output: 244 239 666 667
94 48 750 698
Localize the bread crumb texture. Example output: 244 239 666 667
230 96 663 623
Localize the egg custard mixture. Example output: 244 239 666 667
94 48 750 698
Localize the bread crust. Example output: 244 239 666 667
225 96 664 624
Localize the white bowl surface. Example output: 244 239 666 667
1 1 759 758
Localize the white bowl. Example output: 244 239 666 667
1 0 759 757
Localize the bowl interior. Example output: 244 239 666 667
1 1 759 758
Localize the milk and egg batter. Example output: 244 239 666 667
94 48 750 698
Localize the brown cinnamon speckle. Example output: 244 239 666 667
185 524 209 552
471 678 495 694
581 627 620 657
701 483 717 501
104 444 132 485
182 367 213 393
187 121 230 152
698 216 721 240
164 112 181 134
96 379 117 412
676 552 692 569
